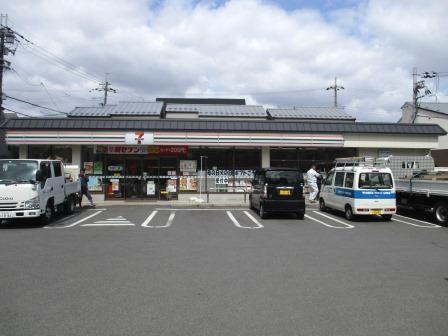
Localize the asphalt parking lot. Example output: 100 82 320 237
1 205 447 336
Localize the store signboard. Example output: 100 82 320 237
125 132 154 145
95 145 188 156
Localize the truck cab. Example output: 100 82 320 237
0 159 80 224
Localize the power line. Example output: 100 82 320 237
4 94 68 115
2 22 102 84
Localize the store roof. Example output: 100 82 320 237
157 98 246 105
69 102 163 117
165 104 267 117
267 107 355 120
2 118 446 135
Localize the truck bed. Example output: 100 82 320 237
65 180 81 196
395 178 448 196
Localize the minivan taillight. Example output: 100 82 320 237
263 183 267 198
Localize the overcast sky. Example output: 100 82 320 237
2 0 448 121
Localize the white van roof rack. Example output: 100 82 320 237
334 156 375 168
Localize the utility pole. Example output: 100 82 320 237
89 73 116 106
326 77 344 107
411 67 432 123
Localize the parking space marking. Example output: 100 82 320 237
141 211 174 228
243 211 264 229
155 208 245 211
82 215 135 226
394 214 441 228
47 210 104 228
392 217 441 228
226 211 263 229
312 211 355 228
305 213 353 229
88 208 107 211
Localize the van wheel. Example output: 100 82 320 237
64 195 75 215
433 202 448 226
345 205 354 221
249 196 255 211
259 203 267 219
319 199 327 211
40 202 54 224
381 214 392 221
296 211 304 220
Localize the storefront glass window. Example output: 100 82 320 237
28 145 72 163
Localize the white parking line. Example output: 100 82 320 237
88 208 107 211
46 211 103 228
394 214 441 228
243 211 264 229
392 218 441 228
141 211 174 228
312 211 355 228
305 214 353 229
82 215 135 226
155 208 245 211
226 211 263 229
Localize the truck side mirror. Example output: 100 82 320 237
36 170 43 182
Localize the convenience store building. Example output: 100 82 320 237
1 98 446 201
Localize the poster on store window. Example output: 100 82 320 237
179 177 198 191
180 160 197 173
93 162 103 175
83 162 93 174
87 176 102 192
146 181 155 195
110 179 120 191
167 179 177 193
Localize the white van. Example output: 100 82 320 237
319 158 396 221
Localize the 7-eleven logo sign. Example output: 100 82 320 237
125 132 154 145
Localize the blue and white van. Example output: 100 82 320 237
319 158 396 221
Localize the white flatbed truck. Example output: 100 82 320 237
0 159 80 224
375 156 448 226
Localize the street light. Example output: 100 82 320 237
199 155 208 201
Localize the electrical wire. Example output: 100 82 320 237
4 94 69 115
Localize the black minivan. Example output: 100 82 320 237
249 168 305 219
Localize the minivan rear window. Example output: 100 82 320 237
358 173 393 189
266 170 302 185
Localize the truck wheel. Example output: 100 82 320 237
296 211 305 220
345 205 354 221
381 214 392 221
433 202 448 226
259 203 267 219
40 202 54 225
65 195 75 215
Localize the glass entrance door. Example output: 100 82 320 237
125 159 142 200
142 159 159 200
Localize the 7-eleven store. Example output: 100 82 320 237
2 118 444 202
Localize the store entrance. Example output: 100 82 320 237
104 155 178 201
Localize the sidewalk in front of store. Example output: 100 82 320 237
89 195 319 209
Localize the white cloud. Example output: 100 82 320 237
2 0 448 121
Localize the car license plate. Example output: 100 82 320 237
279 190 291 196
0 212 13 219
371 209 382 215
